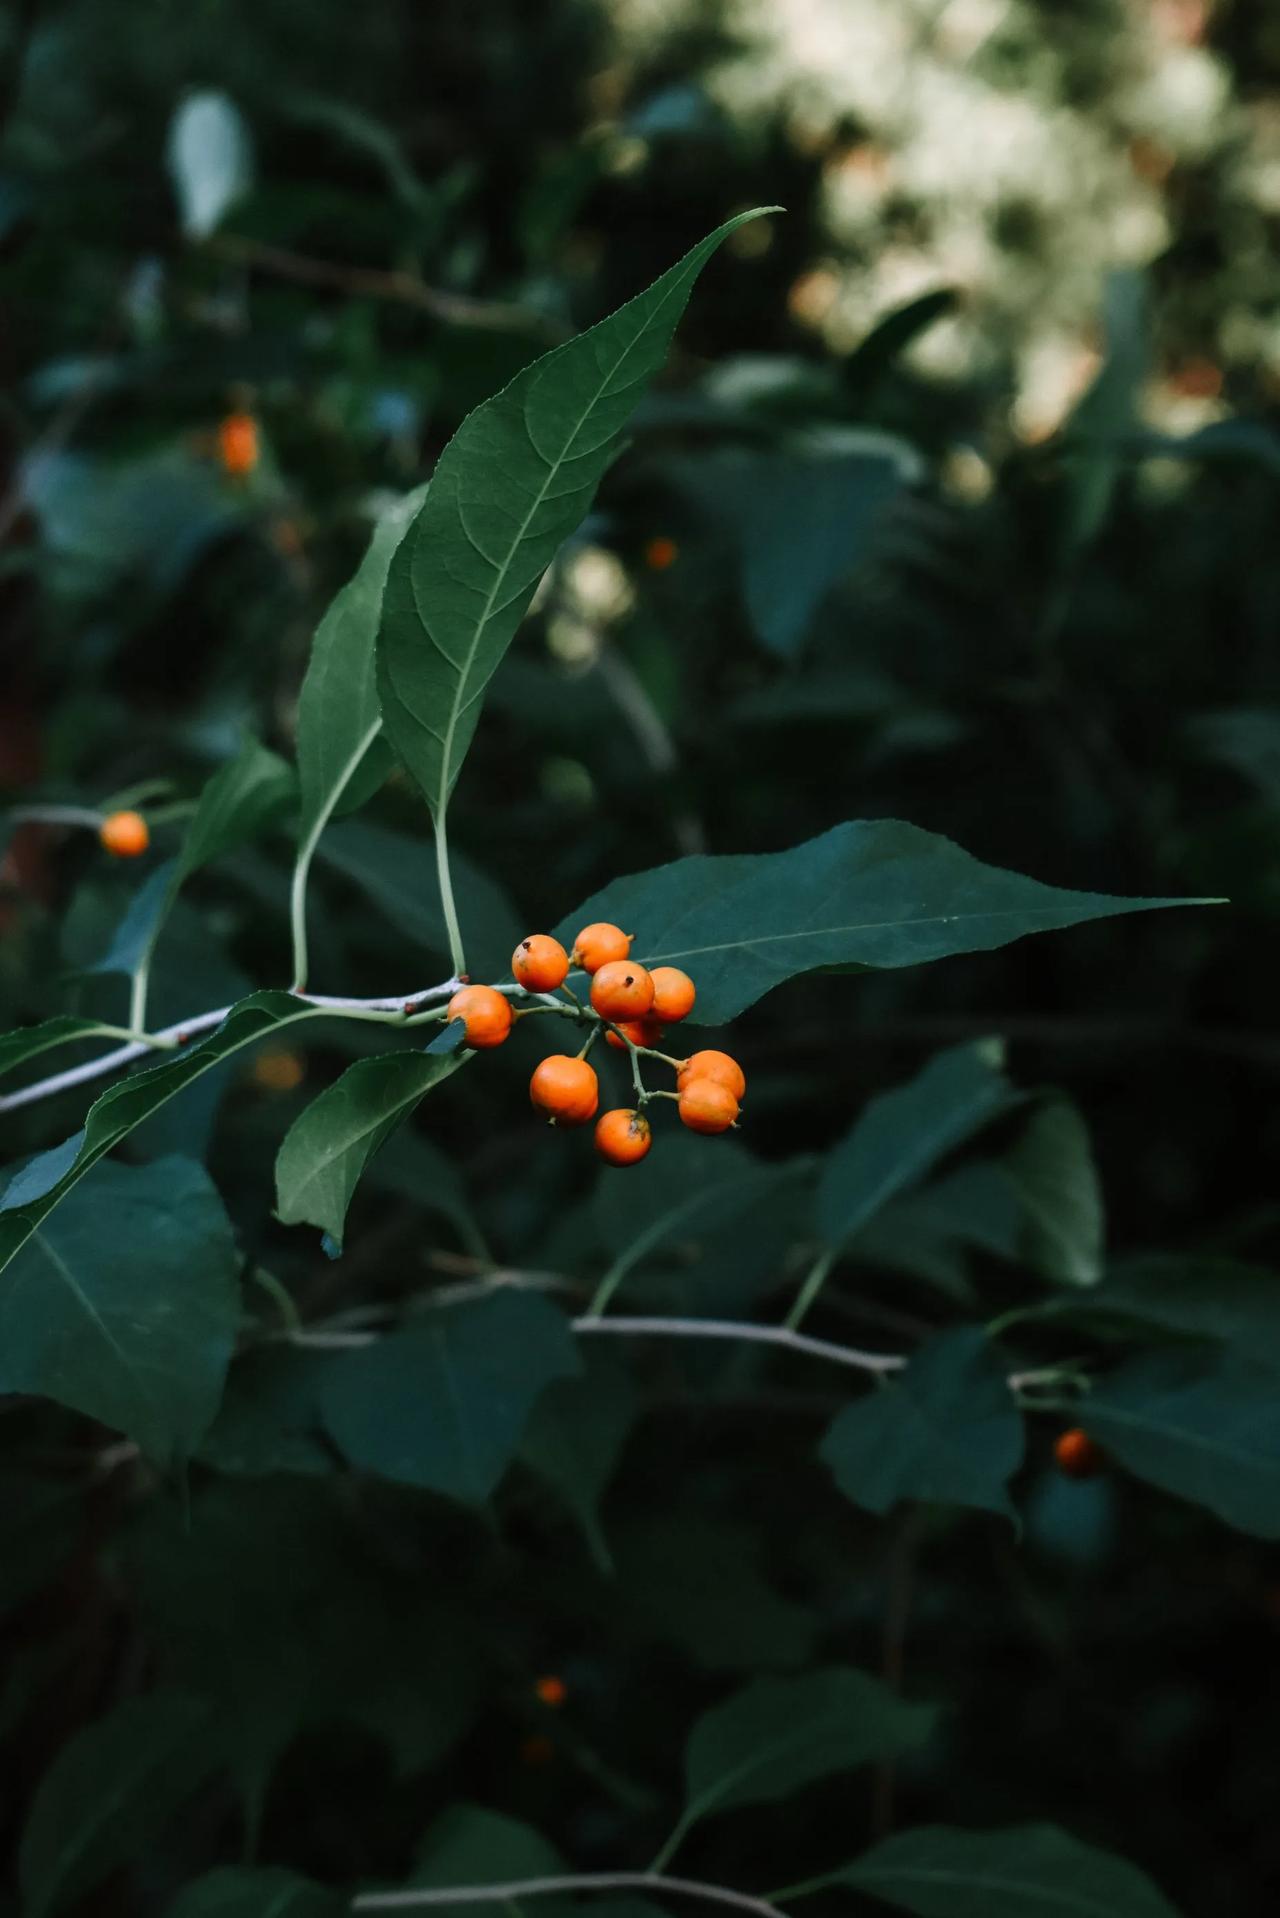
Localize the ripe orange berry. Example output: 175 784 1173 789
605 1016 665 1052
644 535 678 571
513 934 570 992
649 966 695 1022
530 1054 599 1126
446 984 514 1050
677 1050 745 1101
678 1078 739 1134
590 960 654 1023
595 1107 652 1167
534 1675 567 1708
251 1048 306 1093
1054 1428 1104 1480
218 410 259 476
571 922 632 973
99 810 149 858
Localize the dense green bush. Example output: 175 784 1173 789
3 7 1279 1918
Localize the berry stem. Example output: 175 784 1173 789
575 1026 599 1062
434 806 467 979
782 1246 837 1332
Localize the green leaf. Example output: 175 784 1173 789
376 208 774 822
86 859 178 977
821 1327 1024 1522
20 1691 217 1918
1066 1255 1280 1367
818 1041 1017 1250
296 486 429 852
836 1822 1179 1918
166 1869 343 1918
320 1291 580 1500
613 1514 816 1673
179 737 295 880
521 1353 637 1569
556 820 1218 1025
672 1667 934 1851
0 992 336 1271
411 1803 565 1888
1005 1101 1103 1286
0 1014 132 1084
0 1156 241 1467
1082 1349 1280 1539
274 1048 469 1250
316 819 522 977
199 1345 337 1478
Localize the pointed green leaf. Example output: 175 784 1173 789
0 1156 241 1466
377 208 775 820
676 1667 935 1845
0 1014 132 1085
521 1353 637 1568
178 737 295 880
821 1328 1024 1521
86 859 178 977
167 1868 343 1918
0 992 340 1272
316 819 522 977
411 1804 565 1889
818 1041 1017 1250
837 1822 1179 1918
320 1291 580 1500
556 820 1219 1025
20 1692 218 1918
1082 1349 1280 1538
1062 1255 1280 1368
274 1048 470 1250
296 485 429 850
1006 1101 1103 1286
199 1345 337 1478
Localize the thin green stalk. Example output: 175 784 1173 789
649 1813 697 1876
435 805 467 978
129 957 152 1036
783 1246 836 1332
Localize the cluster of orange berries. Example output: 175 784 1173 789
445 920 745 1168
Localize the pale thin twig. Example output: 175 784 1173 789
572 1314 904 1376
352 1871 788 1918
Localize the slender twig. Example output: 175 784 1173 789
434 810 466 979
782 1246 836 1332
212 232 569 339
573 1315 905 1376
0 979 462 1114
352 1871 788 1918
3 804 105 829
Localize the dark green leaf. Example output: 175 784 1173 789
0 1014 131 1084
675 1667 935 1843
821 1328 1023 1522
320 1292 580 1500
613 1514 816 1672
556 821 1217 1025
0 992 338 1272
377 209 774 824
20 1692 217 1918
274 1048 469 1249
0 1156 241 1466
818 1041 1016 1249
199 1345 337 1478
1005 1102 1103 1286
411 1803 564 1888
837 1822 1179 1918
1067 1255 1280 1367
179 737 295 880
1083 1349 1280 1539
521 1353 637 1569
317 820 522 979
166 1868 343 1918
87 859 178 976
296 486 429 852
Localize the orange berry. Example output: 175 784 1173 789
1054 1428 1104 1480
644 535 678 571
446 984 514 1050
571 921 632 973
649 966 695 1022
605 1016 665 1052
218 411 259 476
590 960 654 1023
534 1675 567 1708
530 1054 599 1126
678 1078 739 1134
513 934 570 992
251 1048 306 1093
99 810 149 858
595 1107 652 1167
677 1050 745 1101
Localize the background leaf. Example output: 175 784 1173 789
0 1156 241 1466
837 1821 1179 1918
166 1869 343 1918
821 1328 1024 1521
320 1292 580 1499
1005 1101 1104 1287
166 90 253 239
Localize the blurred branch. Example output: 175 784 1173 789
353 1872 789 1918
211 233 570 339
